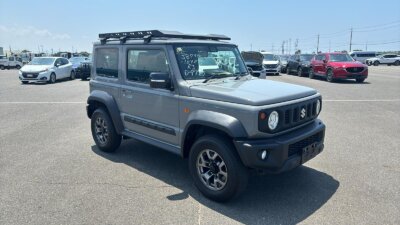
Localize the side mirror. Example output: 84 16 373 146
149 72 172 90
323 59 327 63
247 67 254 75
55 63 61 67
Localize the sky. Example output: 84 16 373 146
0 0 399 54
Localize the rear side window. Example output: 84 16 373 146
96 48 119 78
127 49 168 83
61 58 69 65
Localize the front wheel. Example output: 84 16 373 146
91 108 121 152
189 134 249 202
326 69 334 82
69 71 75 80
394 60 400 66
21 81 28 84
309 67 314 79
48 73 56 84
373 61 379 66
16 65 21 69
0 65 4 70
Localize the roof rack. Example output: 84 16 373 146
98 30 231 44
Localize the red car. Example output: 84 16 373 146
309 53 368 83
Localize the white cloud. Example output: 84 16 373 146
0 25 71 40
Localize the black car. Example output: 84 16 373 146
286 54 314 77
76 60 92 80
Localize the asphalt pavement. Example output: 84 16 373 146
0 66 399 225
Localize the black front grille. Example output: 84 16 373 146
248 65 263 71
259 97 321 133
22 73 39 78
264 64 278 69
288 131 324 157
346 67 364 73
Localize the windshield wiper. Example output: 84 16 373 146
203 71 232 83
234 72 248 80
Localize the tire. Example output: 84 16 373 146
91 108 122 153
326 69 334 82
16 65 21 70
373 61 379 66
69 70 75 80
394 60 400 66
309 67 314 79
189 134 249 202
297 67 303 77
0 65 4 70
81 76 87 81
21 81 28 84
286 66 291 75
356 78 365 83
48 73 56 84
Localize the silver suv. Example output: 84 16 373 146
87 30 326 202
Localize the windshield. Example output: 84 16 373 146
279 55 289 60
262 54 279 61
174 45 248 80
300 54 314 61
69 57 87 63
329 54 354 62
29 57 55 65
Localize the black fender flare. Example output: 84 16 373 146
181 110 248 152
87 90 124 133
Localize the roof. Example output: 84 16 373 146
93 38 234 46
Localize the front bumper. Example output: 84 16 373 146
333 68 368 79
234 119 325 173
19 71 50 83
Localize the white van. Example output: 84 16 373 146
350 51 377 64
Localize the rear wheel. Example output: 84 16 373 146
373 61 379 66
326 69 334 82
91 108 122 152
69 70 75 80
394 60 400 66
309 67 314 79
0 65 4 70
189 134 248 202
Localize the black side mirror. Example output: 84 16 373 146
247 67 254 75
149 72 172 90
323 59 327 63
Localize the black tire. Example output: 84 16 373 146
81 76 87 81
49 73 56 84
16 65 21 69
21 81 28 84
326 69 334 82
0 65 4 70
309 67 314 79
373 61 379 66
394 60 400 66
69 70 75 80
91 108 122 152
286 66 291 75
189 134 249 202
356 78 365 83
297 67 303 77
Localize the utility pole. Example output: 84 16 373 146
316 34 320 53
349 27 353 52
271 44 274 53
365 41 368 51
281 41 285 54
289 39 291 55
294 39 298 53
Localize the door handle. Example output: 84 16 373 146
122 89 133 98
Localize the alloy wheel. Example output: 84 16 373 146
197 149 228 191
95 117 109 145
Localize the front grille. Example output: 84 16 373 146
264 64 278 69
259 97 321 133
22 73 39 78
248 65 263 71
288 131 324 157
346 67 364 73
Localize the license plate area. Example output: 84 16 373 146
301 142 322 164
27 74 33 77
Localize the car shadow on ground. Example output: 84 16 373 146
22 78 76 85
92 139 339 225
312 76 371 85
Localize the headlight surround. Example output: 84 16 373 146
38 68 49 73
316 99 321 115
268 111 279 130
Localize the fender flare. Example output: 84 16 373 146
87 90 124 133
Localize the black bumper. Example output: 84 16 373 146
234 119 325 173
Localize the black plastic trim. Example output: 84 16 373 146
124 115 176 136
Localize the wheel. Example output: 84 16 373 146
286 66 291 75
326 69 334 82
356 78 365 83
373 61 379 66
394 60 400 66
0 65 4 70
308 67 314 79
189 134 249 202
21 81 28 84
48 73 56 84
91 108 122 152
81 76 87 81
16 65 21 69
297 67 303 77
69 70 75 80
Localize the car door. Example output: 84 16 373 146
313 54 323 75
62 58 72 77
8 57 15 67
320 54 328 75
54 59 63 78
118 46 180 147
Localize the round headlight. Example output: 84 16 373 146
268 111 279 130
316 99 321 114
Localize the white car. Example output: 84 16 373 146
0 56 23 70
19 57 75 84
365 54 400 66
261 51 281 75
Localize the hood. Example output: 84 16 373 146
189 78 317 106
263 60 280 65
21 65 52 72
329 61 366 68
241 51 263 65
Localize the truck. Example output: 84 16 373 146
0 56 23 70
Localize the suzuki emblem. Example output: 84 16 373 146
300 108 306 119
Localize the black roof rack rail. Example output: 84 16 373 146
98 30 231 44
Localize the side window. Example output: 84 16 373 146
95 48 119 78
321 55 326 61
55 59 62 66
315 55 322 61
350 53 355 57
61 58 69 65
127 49 168 83
9 57 14 61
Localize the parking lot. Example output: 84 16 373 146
0 66 399 224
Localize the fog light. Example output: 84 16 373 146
261 150 267 160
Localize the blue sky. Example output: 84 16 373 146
0 0 399 54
